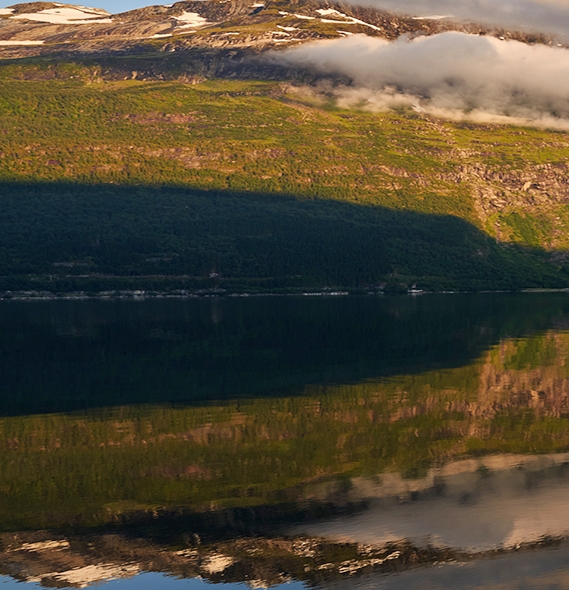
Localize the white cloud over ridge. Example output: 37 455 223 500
272 33 569 128
356 0 569 38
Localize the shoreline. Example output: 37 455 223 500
2 287 569 301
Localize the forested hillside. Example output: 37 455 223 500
2 63 569 292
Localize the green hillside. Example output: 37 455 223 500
1 61 569 291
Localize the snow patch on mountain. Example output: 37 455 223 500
11 6 112 25
412 15 453 20
316 9 382 31
0 39 44 45
175 11 209 28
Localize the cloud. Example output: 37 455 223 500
270 33 569 128
353 0 569 38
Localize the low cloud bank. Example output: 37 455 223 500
271 33 569 128
359 0 569 38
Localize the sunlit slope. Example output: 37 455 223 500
1 330 569 530
0 0 555 59
1 74 569 290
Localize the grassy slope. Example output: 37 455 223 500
1 67 569 290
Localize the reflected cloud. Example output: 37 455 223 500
293 453 569 550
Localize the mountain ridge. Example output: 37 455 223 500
0 0 559 59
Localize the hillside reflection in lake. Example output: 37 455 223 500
3 294 569 589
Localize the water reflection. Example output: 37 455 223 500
2 294 569 588
315 547 569 589
0 574 305 590
293 453 569 550
3 293 569 416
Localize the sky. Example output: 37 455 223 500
0 0 158 13
91 0 159 11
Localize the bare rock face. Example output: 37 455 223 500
0 0 560 59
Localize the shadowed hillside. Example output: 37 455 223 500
1 182 569 294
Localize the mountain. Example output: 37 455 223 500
0 0 558 59
1 2 569 293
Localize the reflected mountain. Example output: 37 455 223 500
2 306 569 528
3 294 569 588
314 545 569 590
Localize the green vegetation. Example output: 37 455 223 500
1 60 569 290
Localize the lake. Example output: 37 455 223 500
2 293 569 589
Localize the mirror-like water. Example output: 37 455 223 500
3 294 569 589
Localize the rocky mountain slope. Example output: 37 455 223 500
0 0 558 59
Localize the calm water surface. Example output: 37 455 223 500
2 293 569 589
